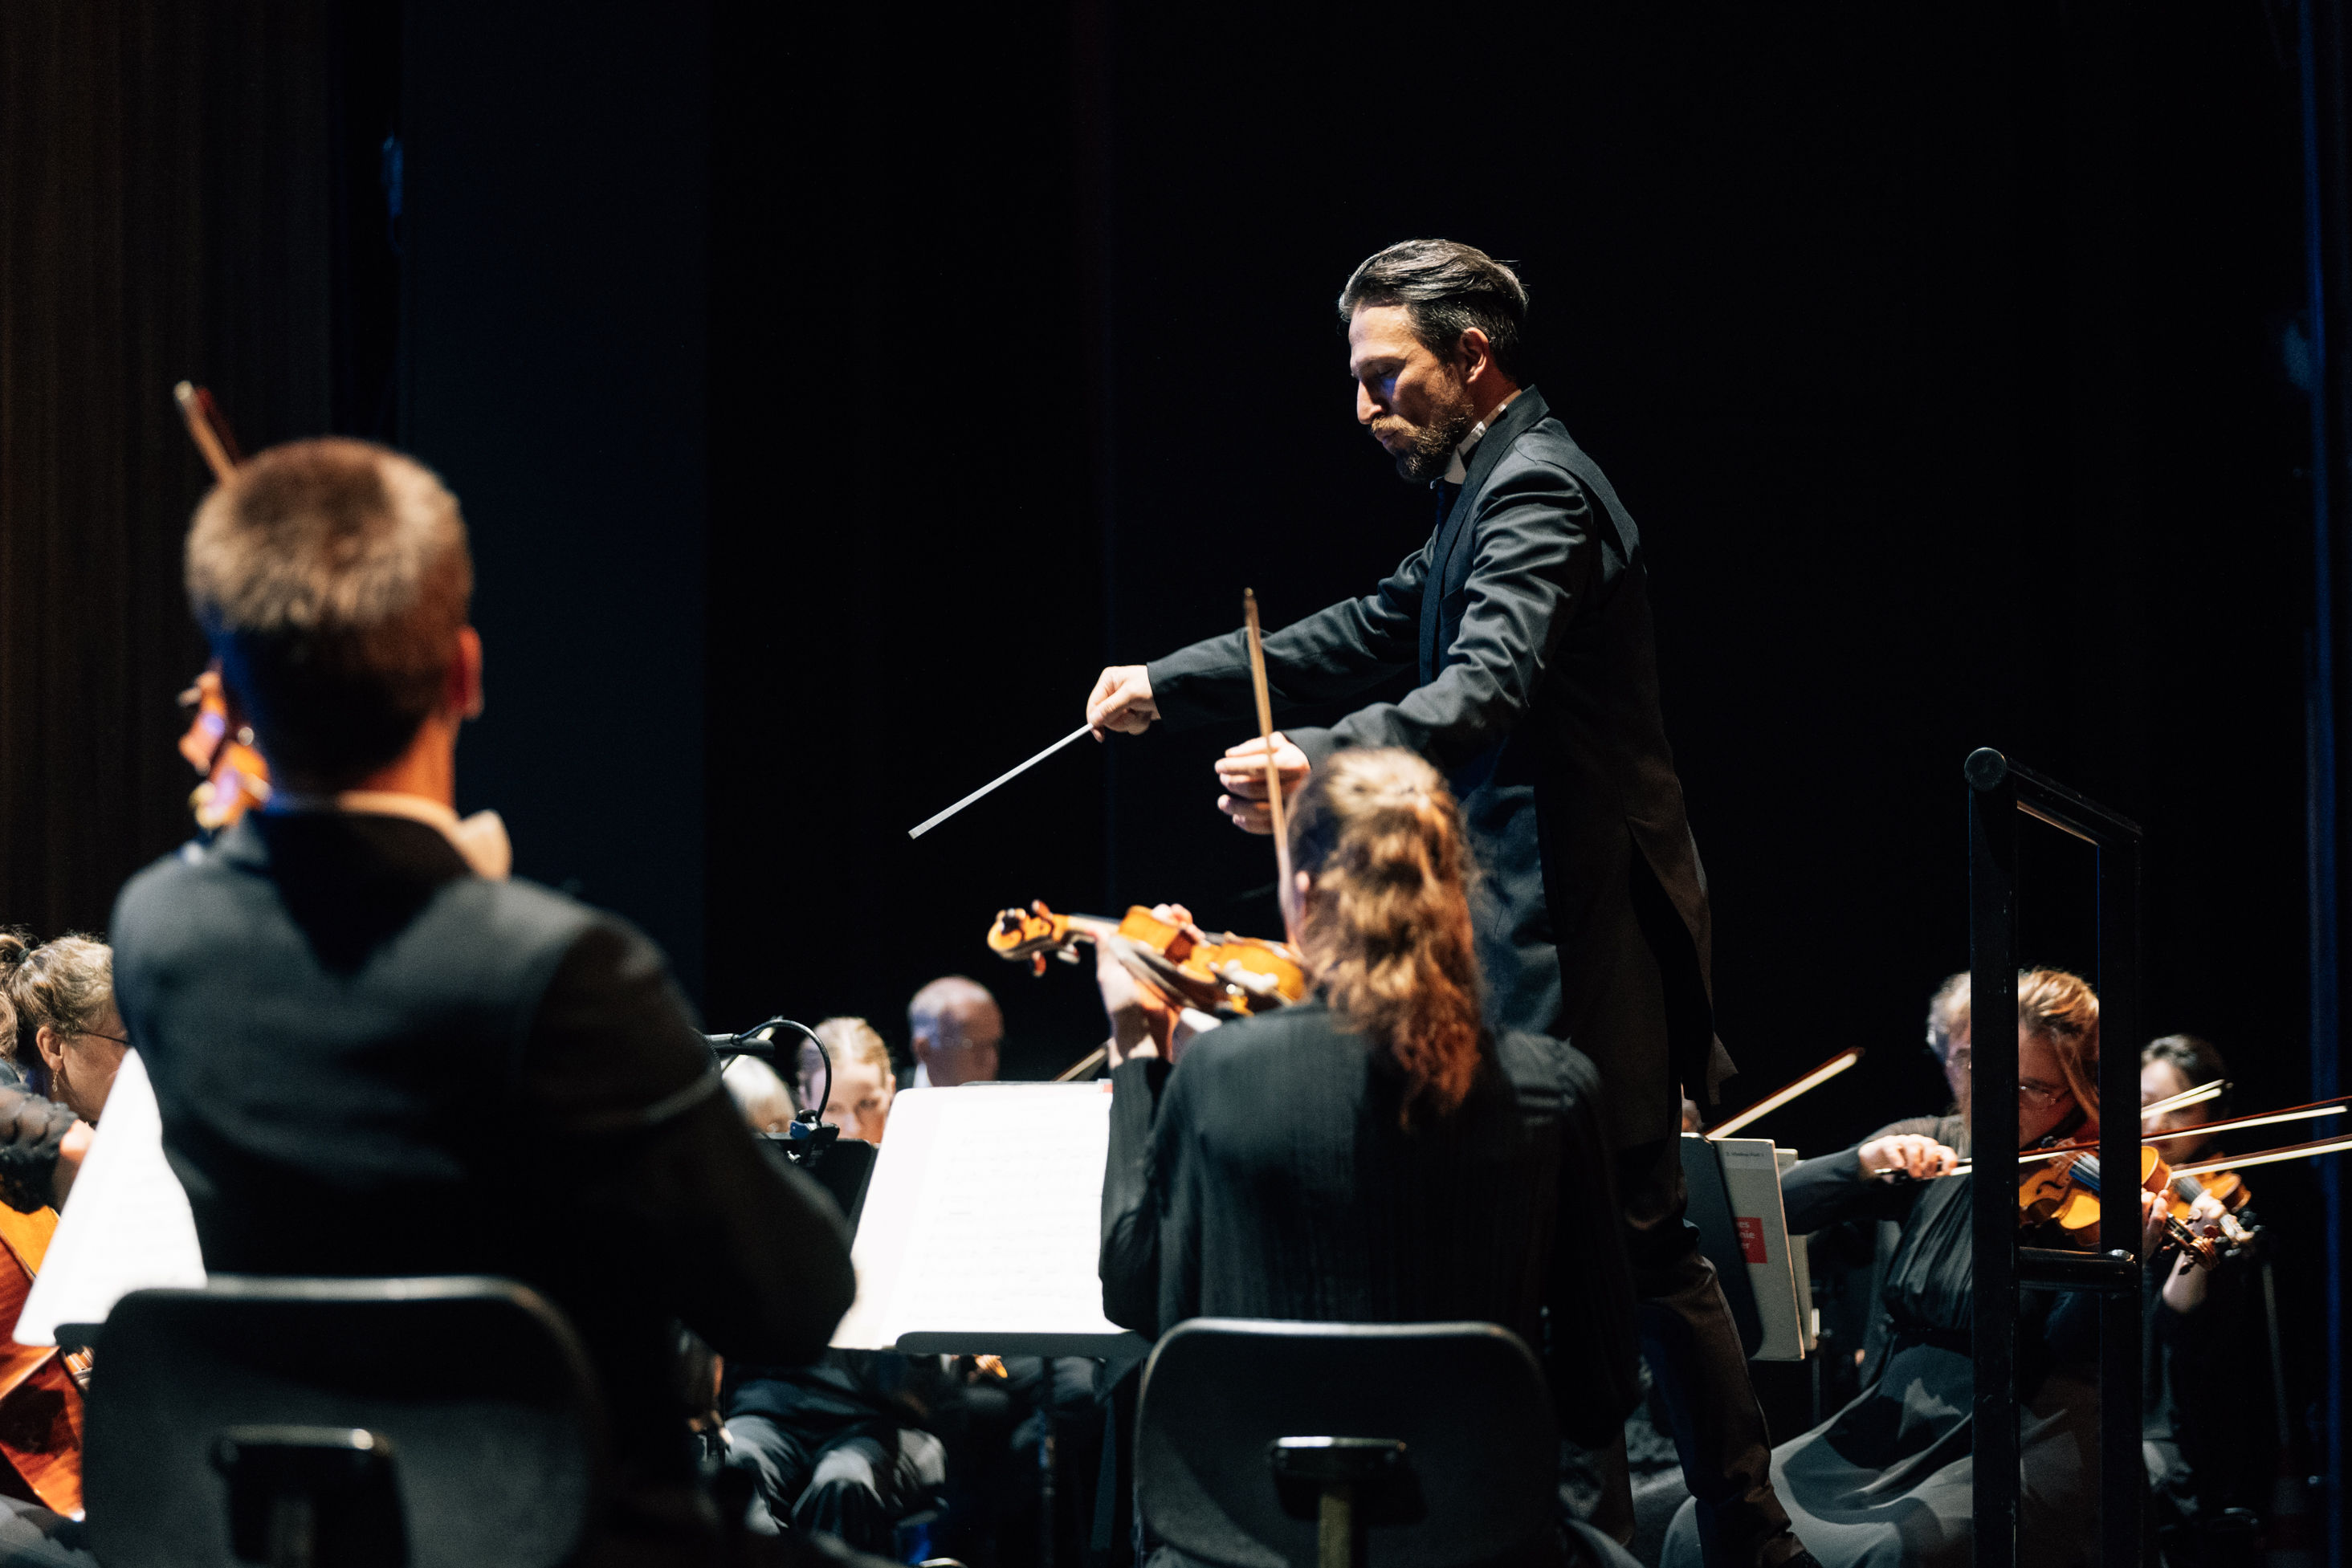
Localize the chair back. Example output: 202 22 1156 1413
85 1275 605 1568
1135 1318 1559 1568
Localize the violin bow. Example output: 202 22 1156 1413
1945 1091 2352 1176
1242 589 1294 905
1704 1046 1864 1138
173 381 242 483
2171 1130 2352 1179
2141 1077 2228 1119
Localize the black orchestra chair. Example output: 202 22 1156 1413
1134 1318 1562 1568
82 1276 605 1568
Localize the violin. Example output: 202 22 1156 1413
2167 1166 2257 1252
988 902 1306 1018
177 666 271 832
2016 1142 2228 1269
171 383 271 833
0 1208 84 1513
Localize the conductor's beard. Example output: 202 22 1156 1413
1371 385 1476 483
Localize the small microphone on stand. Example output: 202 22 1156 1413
703 1020 874 1223
705 1030 777 1061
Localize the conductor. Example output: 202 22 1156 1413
1083 240 1809 1566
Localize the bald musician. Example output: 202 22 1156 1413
907 976 1001 1087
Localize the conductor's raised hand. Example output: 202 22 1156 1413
1087 666 1159 739
1214 734 1311 834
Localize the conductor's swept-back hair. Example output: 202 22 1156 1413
1337 238 1531 381
1286 747 1484 1126
185 438 472 788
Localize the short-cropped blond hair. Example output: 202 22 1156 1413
186 438 472 785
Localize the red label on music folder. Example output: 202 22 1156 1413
1734 1217 1767 1265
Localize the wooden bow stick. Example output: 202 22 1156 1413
174 381 242 483
1704 1047 1863 1139
1242 589 1293 906
1947 1091 2352 1177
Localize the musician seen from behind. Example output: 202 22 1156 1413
1084 238 1801 1566
1099 747 1643 1568
110 438 858 1565
1661 970 2169 1568
906 975 1001 1087
2138 1033 2275 1558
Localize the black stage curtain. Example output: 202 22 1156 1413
0 2 333 938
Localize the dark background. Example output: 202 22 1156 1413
1 0 2343 1529
714 0 2317 1154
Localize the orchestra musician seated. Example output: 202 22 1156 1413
0 934 115 1212
1661 969 2172 1568
109 438 858 1566
785 1013 1101 1563
722 1053 798 1135
2138 1033 2274 1561
907 975 1001 1087
726 1017 948 1554
794 1017 899 1142
1097 746 1643 1566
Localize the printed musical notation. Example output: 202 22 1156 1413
831 1082 1134 1352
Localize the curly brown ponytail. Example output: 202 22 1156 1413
1287 748 1484 1126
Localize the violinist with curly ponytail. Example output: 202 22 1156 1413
1099 748 1643 1460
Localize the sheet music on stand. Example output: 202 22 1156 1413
831 1082 1147 1362
16 1050 206 1346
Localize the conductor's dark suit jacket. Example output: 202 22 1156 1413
111 812 856 1493
1098 1001 1641 1448
1147 388 1731 1143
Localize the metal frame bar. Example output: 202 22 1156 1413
1967 747 2142 1568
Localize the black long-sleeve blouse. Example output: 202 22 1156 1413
0 1058 74 1214
1782 1114 2097 1379
1099 1000 1643 1448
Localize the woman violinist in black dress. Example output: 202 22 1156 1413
1665 968 2171 1568
1098 746 1645 1566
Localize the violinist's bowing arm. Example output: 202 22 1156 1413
1779 1116 1954 1232
1857 1134 1959 1183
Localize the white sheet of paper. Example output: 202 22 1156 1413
15 1050 206 1346
830 1082 1139 1353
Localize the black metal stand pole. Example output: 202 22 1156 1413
1967 747 2144 1568
1968 747 2021 1568
2095 813 2143 1568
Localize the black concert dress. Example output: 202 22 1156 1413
1664 1115 2102 1568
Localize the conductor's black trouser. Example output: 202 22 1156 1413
1609 1134 1803 1568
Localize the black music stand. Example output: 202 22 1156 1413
1967 747 2142 1568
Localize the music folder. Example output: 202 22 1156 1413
830 1082 1149 1363
16 1050 207 1347
1678 1133 1812 1363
